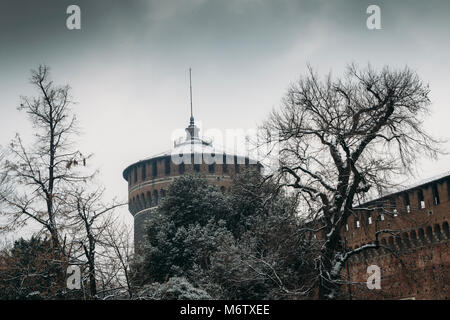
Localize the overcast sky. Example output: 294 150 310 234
1 0 450 239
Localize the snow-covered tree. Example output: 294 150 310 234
261 64 441 299
134 172 317 299
206 170 317 299
0 236 70 299
135 174 233 286
136 277 211 300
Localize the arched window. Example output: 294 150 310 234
136 194 142 211
222 154 228 173
161 189 166 198
402 232 410 247
395 236 402 247
418 228 425 240
179 162 185 174
410 230 417 243
403 192 411 213
234 155 240 174
152 161 158 177
432 183 440 205
165 158 171 175
142 164 146 181
134 167 138 183
443 221 449 238
426 226 433 242
133 195 138 212
208 163 215 173
434 224 441 240
354 216 360 228
136 194 141 211
146 191 152 208
153 190 159 206
417 189 425 209
141 193 145 210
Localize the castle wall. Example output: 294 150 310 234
340 177 450 299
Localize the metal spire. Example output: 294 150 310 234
189 68 194 126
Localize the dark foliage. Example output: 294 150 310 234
0 237 68 299
133 172 317 299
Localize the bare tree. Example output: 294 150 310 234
0 65 134 300
262 64 442 299
63 187 126 299
0 148 9 221
87 218 135 299
0 65 94 253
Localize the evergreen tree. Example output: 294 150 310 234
136 174 233 285
0 236 68 299
134 172 317 299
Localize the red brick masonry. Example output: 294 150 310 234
341 173 450 299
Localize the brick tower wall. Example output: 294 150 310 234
123 154 261 246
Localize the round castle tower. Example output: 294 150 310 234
123 69 261 246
